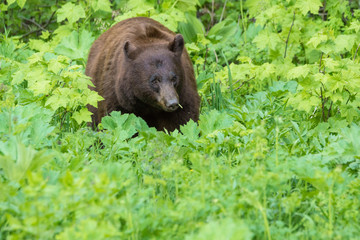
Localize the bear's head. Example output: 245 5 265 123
122 34 185 113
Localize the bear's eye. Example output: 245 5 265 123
150 76 160 84
171 76 177 85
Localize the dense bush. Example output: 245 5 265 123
1 0 360 239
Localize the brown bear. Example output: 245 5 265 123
86 17 200 131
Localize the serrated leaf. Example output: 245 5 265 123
57 2 86 24
348 20 360 33
151 14 179 32
307 34 328 48
334 34 356 52
198 110 234 135
28 39 52 52
253 30 280 50
295 0 322 15
245 0 271 18
72 108 92 124
29 80 51 96
12 70 25 84
86 90 103 108
0 140 51 182
48 58 67 74
16 0 26 8
54 30 94 61
25 67 47 84
256 63 276 80
45 88 71 110
91 0 112 12
180 119 200 141
287 65 311 79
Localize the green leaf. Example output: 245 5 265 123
253 30 280 50
16 0 26 8
7 0 16 6
198 110 234 135
91 0 112 12
180 119 200 141
178 12 205 43
57 2 86 24
48 58 67 74
245 0 271 18
54 30 95 61
208 19 239 44
348 20 360 33
28 39 52 52
334 34 356 52
12 70 25 84
307 34 328 48
0 140 52 182
72 108 93 124
287 65 312 79
29 80 51 96
45 88 71 110
295 0 322 16
185 218 253 240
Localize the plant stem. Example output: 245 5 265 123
219 0 228 22
240 0 247 43
354 42 360 61
284 12 295 58
221 51 233 99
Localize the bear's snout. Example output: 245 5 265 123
159 83 179 112
165 98 179 111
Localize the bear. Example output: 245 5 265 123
86 17 200 131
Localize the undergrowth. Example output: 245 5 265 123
1 0 360 239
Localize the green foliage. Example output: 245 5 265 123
1 0 360 239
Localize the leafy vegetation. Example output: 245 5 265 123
1 0 360 239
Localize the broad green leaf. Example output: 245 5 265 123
198 110 234 135
180 119 200 141
28 39 52 52
245 0 271 18
185 218 252 240
348 20 360 33
295 0 322 15
45 88 71 110
0 140 51 182
57 2 86 24
72 108 93 124
287 65 312 79
7 0 16 6
253 30 280 50
29 80 51 96
48 58 67 74
12 70 25 84
54 30 95 61
307 34 328 48
334 34 356 52
151 13 179 32
16 0 26 8
91 0 112 12
256 63 276 80
208 19 239 44
178 12 204 42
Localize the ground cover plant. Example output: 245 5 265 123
1 0 360 239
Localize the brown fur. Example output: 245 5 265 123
86 17 200 131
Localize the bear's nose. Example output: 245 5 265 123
166 99 179 111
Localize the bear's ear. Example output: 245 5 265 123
124 41 137 60
168 34 184 57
